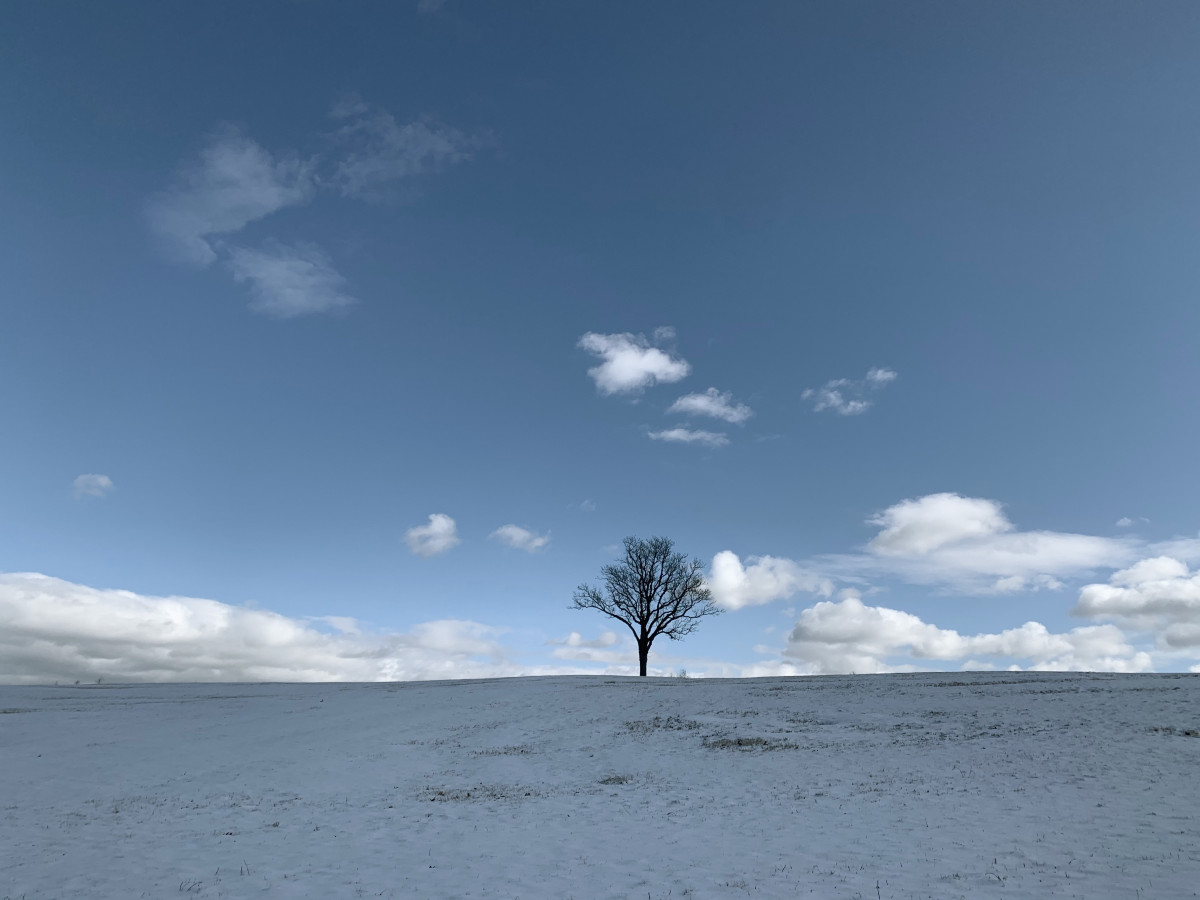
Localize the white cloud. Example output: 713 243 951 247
1074 557 1200 643
1147 536 1200 565
647 428 728 448
866 367 897 386
1116 516 1151 529
489 524 550 553
802 367 897 415
782 596 1152 675
227 241 356 318
73 474 114 499
560 631 620 648
146 126 315 266
330 103 475 200
404 513 461 557
709 551 833 610
714 493 1138 606
667 388 753 424
869 493 1012 555
548 631 628 663
0 571 567 684
578 331 690 395
849 493 1134 593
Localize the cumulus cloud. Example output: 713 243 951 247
489 524 550 553
869 493 1012 555
849 493 1134 593
73 474 114 499
146 126 315 266
782 596 1152 675
802 367 897 415
1074 557 1200 644
0 572 567 684
578 331 690 395
227 241 356 318
647 427 728 448
709 551 833 611
404 513 461 557
667 388 753 424
329 102 475 201
713 493 1139 607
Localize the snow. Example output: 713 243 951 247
2 672 1198 899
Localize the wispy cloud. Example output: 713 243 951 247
1116 516 1150 528
489 524 550 553
149 104 479 319
404 513 461 557
668 387 753 425
227 241 356 318
146 126 315 266
578 331 691 396
72 474 114 499
548 630 628 664
329 101 476 201
648 427 728 448
803 367 897 415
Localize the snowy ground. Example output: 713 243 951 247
2 672 1198 900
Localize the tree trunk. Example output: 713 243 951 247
638 640 649 677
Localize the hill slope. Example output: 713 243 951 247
2 672 1198 898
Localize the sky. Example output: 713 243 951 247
2 1 1200 683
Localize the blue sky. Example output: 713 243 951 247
3 1 1200 682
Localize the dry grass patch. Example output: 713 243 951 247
702 735 799 751
622 715 702 734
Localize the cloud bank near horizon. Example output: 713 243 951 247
778 595 1151 675
6 490 1198 683
708 492 1199 674
0 571 563 685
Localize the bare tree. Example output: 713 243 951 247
572 535 721 676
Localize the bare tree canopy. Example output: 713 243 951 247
572 535 721 676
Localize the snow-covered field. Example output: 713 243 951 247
2 673 1197 900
